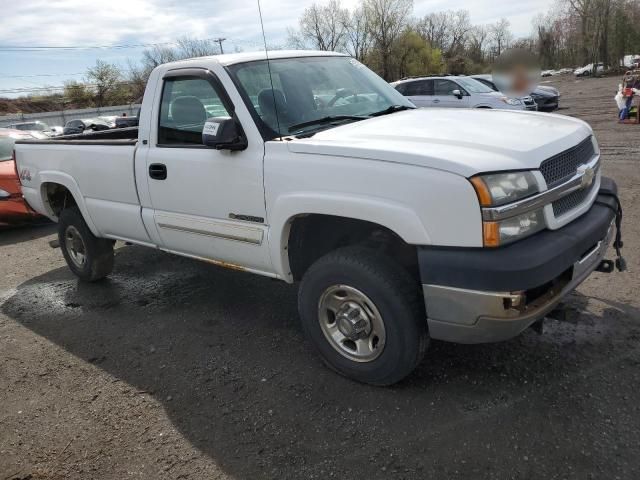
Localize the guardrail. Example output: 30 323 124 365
0 104 142 128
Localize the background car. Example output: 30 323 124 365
0 129 42 226
115 114 140 128
62 118 111 135
531 85 561 112
575 63 605 77
470 74 538 110
48 126 64 136
391 75 527 110
7 120 52 137
98 116 118 128
471 74 559 112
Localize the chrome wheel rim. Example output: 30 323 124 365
64 226 87 268
318 285 386 363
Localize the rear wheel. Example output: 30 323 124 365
58 207 114 281
298 246 428 386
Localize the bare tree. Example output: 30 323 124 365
567 0 595 64
416 11 451 51
415 10 470 57
344 7 371 61
86 60 123 107
364 0 413 79
289 0 349 51
489 18 512 57
142 45 178 70
175 37 221 58
125 59 148 102
448 10 472 56
468 25 489 63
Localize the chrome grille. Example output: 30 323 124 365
552 178 597 217
540 137 595 187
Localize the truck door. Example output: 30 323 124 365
141 68 273 274
432 79 470 108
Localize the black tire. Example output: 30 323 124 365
298 246 428 386
58 207 114 282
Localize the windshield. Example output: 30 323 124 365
227 56 413 137
455 77 495 94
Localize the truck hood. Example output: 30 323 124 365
287 108 592 177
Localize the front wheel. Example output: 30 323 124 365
58 207 114 282
298 246 428 386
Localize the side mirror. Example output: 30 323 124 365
452 89 463 99
202 117 247 151
0 189 10 201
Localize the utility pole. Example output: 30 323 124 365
214 37 226 54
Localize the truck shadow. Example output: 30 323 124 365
0 222 55 247
3 245 639 478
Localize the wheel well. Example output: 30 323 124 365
43 183 77 217
287 214 419 282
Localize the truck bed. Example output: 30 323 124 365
17 127 139 145
15 128 150 244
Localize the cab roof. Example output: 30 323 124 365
163 50 348 69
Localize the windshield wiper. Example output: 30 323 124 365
288 115 366 133
368 105 414 117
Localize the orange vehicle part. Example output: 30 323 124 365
0 129 42 227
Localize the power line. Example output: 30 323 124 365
0 72 85 79
0 37 221 52
0 41 176 52
0 80 142 95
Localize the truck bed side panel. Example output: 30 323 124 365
16 142 153 245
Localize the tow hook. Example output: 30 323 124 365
595 190 627 272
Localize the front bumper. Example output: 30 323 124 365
419 181 618 344
534 95 560 111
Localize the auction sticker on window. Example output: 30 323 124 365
203 121 220 136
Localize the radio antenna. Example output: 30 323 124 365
257 0 282 139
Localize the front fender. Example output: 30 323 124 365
268 192 432 280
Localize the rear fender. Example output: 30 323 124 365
37 171 100 236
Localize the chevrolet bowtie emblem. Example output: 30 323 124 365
578 165 595 189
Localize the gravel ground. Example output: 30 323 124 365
1 75 640 480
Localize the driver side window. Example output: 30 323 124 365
158 77 230 146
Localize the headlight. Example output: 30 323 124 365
591 136 600 155
470 171 539 207
501 97 522 106
470 171 545 247
483 209 546 247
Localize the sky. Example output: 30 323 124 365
0 0 554 97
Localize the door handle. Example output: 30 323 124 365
433 99 441 104
149 163 167 180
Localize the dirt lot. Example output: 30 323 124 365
1 75 640 480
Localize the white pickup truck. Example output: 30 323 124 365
15 51 624 385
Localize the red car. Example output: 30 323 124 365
0 129 41 226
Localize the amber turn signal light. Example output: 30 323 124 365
483 222 500 247
470 176 492 207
